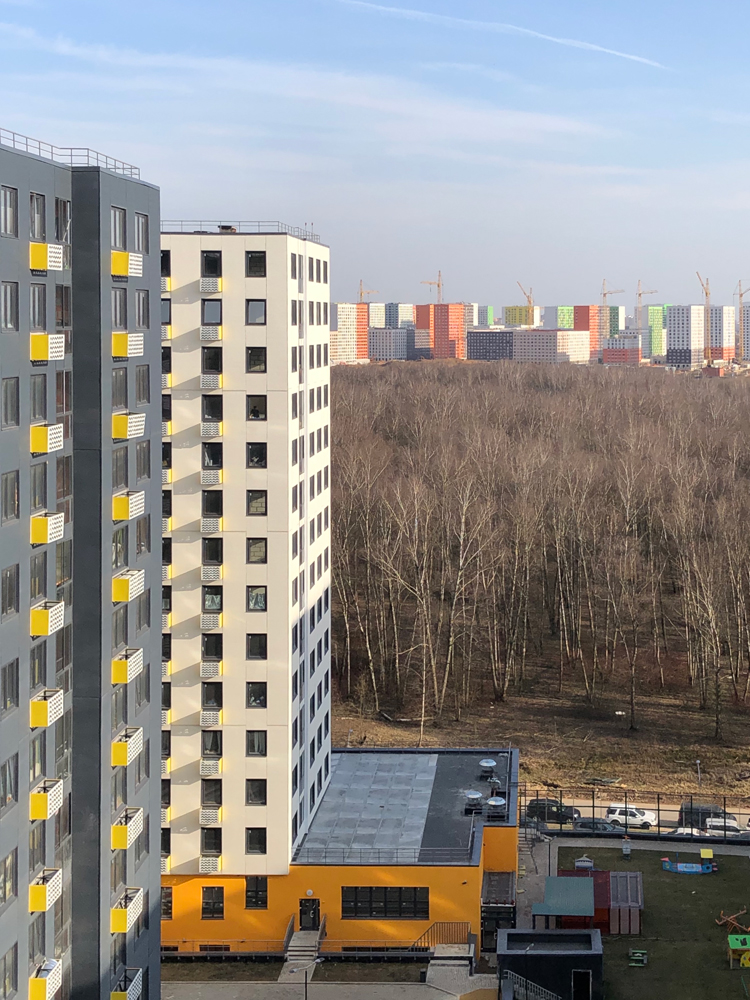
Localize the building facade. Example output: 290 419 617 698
503 306 540 328
477 305 494 327
433 303 467 360
330 302 367 364
367 302 385 329
666 305 704 368
512 330 590 365
602 334 642 366
0 133 161 999
368 328 408 361
466 328 513 361
542 306 573 330
708 305 735 362
159 223 332 946
384 303 415 330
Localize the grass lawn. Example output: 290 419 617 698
314 961 425 982
161 960 283 981
558 847 750 1000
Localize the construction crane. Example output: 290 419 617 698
601 279 624 306
697 272 711 365
421 270 443 304
517 281 534 327
358 279 378 303
736 280 750 363
636 280 658 353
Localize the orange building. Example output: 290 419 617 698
574 305 606 360
602 335 642 366
434 303 467 359
415 303 435 355
356 302 369 359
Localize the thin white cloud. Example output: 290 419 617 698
418 62 518 84
334 0 667 69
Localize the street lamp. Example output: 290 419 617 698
289 958 324 1000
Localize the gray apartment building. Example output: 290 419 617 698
0 130 161 999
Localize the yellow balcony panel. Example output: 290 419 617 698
111 647 144 685
112 490 146 522
30 423 64 455
111 807 144 850
199 277 222 293
161 612 171 631
199 325 222 342
29 778 64 821
199 806 221 825
111 727 144 767
199 855 222 874
112 412 146 440
199 373 222 390
29 868 62 912
199 660 222 679
110 886 144 934
30 689 64 728
161 564 172 582
112 569 145 604
111 968 143 1000
161 324 172 341
30 333 65 362
161 709 171 726
200 757 222 776
161 372 172 390
30 601 65 637
162 420 172 437
29 960 62 1000
200 469 222 486
162 516 172 533
200 613 221 630
111 251 143 278
30 511 65 545
112 332 144 359
161 660 171 679
161 276 171 292
160 757 171 776
162 468 172 485
199 709 221 727
160 856 170 874
29 243 63 272
160 806 170 825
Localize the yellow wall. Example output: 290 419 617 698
482 826 518 872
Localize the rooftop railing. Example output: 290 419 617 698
0 128 140 177
160 220 321 242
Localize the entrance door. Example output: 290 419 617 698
571 969 592 1000
299 898 320 931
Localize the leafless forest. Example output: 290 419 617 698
331 361 750 746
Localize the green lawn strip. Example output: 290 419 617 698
558 848 750 1000
161 960 283 981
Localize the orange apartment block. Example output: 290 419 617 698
434 303 467 359
415 303 435 355
574 305 606 360
356 302 369 359
602 335 642 366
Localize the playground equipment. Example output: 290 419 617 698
629 948 648 967
661 849 717 874
727 935 750 969
716 908 749 935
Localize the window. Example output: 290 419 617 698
292 485 298 512
0 756 17 816
324 384 329 405
201 251 222 278
202 347 222 373
56 454 72 522
323 260 328 284
136 440 151 481
246 251 266 277
202 394 222 422
202 442 223 469
246 347 267 372
247 490 267 515
246 395 267 420
202 490 222 517
30 284 46 332
162 442 172 472
291 299 298 326
30 552 46 602
246 299 266 325
245 828 267 854
112 605 128 651
55 285 71 328
246 730 267 756
30 374 47 423
247 586 267 611
112 367 127 410
202 730 222 758
201 300 222 325
245 876 268 909
0 849 16 907
29 913 45 969
201 885 224 918
246 635 267 660
201 779 222 806
135 663 150 710
202 633 222 661
111 206 126 249
136 589 150 632
112 445 128 491
162 395 172 423
161 250 171 277
136 364 150 405
30 192 46 241
201 829 222 858
112 287 127 330
202 586 222 612
161 298 172 325
0 186 18 237
246 538 267 563
161 886 173 920
247 443 267 468
162 587 172 615
342 886 429 919
246 681 267 707
0 380 18 430
29 820 45 873
161 729 172 760
1 565 18 618
1 473 18 524
136 515 150 557
203 537 223 565
135 289 150 329
292 394 298 420
0 283 18 331
112 525 128 570
0 661 18 717
246 779 267 805
202 682 223 709
135 212 149 253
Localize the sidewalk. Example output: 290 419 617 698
162 985 439 1000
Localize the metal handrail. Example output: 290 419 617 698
160 220 321 241
163 938 286 955
0 128 139 177
411 921 471 949
292 846 474 865
502 971 561 1000
283 915 295 954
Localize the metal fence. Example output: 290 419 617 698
0 128 140 177
160 219 321 241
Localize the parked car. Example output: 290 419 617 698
678 802 737 830
525 798 581 825
704 816 741 835
573 819 619 834
672 827 705 838
605 804 657 829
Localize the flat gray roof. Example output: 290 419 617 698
293 748 517 866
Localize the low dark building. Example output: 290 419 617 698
467 327 513 361
497 929 603 1000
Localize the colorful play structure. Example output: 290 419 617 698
661 848 717 874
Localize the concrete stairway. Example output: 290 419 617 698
277 930 319 983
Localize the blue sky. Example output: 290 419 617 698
2 0 750 307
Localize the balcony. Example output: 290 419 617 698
200 469 222 486
29 868 62 912
199 806 221 825
112 412 146 440
161 806 170 825
111 251 143 277
161 709 171 726
30 332 65 362
200 373 221 390
201 516 221 533
162 612 171 630
162 516 172 533
199 277 222 293
112 569 145 604
30 689 64 729
112 332 144 359
160 856 170 874
110 886 144 934
162 420 172 437
29 778 64 821
111 968 143 1000
201 421 222 438
111 727 144 767
112 490 146 522
201 565 222 582
162 372 172 389
199 660 222 679
200 709 221 727
161 659 171 679
30 423 63 455
161 324 171 341
30 511 65 545
199 855 222 874
29 959 62 1000
162 564 171 582
162 468 172 485
200 613 221 630
200 757 222 776
29 243 63 272
111 807 144 850
161 757 171 776
161 276 171 292
200 325 222 341
111 647 144 684
30 601 65 637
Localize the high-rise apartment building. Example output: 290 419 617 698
666 305 704 368
367 302 385 329
477 306 494 327
608 305 625 336
368 328 408 361
708 305 735 361
635 305 666 359
384 303 415 329
602 334 642 365
573 305 606 360
330 302 367 364
158 223 332 946
512 329 590 365
0 131 161 999
433 303 467 359
542 306 574 329
466 328 513 361
503 305 541 327
463 303 478 330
